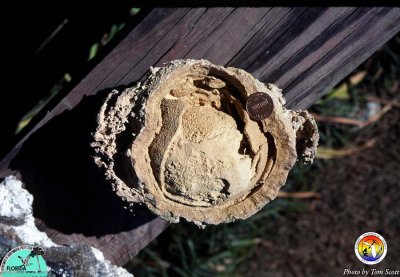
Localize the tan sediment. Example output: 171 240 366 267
91 59 319 226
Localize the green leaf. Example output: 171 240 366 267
64 72 72 82
229 238 260 248
88 43 99 61
327 83 350 100
130 7 141 16
107 25 119 43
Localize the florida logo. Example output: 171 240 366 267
354 232 387 265
0 245 48 276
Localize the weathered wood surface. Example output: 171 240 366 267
1 7 399 266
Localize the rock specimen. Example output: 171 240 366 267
91 59 318 226
0 176 132 277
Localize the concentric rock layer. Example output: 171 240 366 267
91 59 318 225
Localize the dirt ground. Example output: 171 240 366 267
240 108 400 276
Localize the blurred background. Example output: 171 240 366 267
2 5 399 276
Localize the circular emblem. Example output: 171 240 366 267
354 232 387 265
246 92 274 121
0 245 48 276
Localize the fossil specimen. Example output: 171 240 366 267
91 59 318 226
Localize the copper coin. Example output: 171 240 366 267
246 92 274 120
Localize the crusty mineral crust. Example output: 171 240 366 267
91 59 319 226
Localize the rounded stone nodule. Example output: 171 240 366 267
91 59 319 226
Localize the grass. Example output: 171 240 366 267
129 198 307 277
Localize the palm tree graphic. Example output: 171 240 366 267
17 247 44 272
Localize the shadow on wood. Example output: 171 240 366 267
8 87 168 264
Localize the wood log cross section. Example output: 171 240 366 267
0 7 399 266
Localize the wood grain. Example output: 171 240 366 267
1 7 399 266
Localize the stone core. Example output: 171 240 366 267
91 59 319 226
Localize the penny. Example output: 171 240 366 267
246 92 274 120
